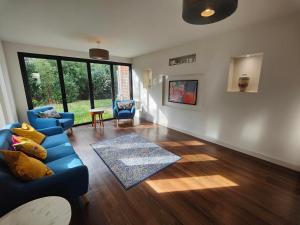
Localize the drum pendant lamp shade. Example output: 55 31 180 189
182 0 238 25
89 48 109 60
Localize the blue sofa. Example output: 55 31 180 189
113 100 136 120
27 106 74 132
0 122 89 216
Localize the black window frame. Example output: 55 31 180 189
18 52 133 126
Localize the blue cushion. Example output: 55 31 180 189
47 154 85 174
57 118 73 129
44 143 75 163
0 130 12 150
118 110 132 119
42 133 69 149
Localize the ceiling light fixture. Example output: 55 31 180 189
89 41 109 60
201 9 215 17
182 0 238 25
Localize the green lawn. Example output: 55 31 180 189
51 99 113 125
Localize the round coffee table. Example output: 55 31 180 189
0 196 71 225
89 108 104 128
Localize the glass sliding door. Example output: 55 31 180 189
19 53 133 125
62 61 91 125
113 65 131 100
91 63 113 119
24 57 63 110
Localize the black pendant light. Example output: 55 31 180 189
89 41 109 60
182 0 238 25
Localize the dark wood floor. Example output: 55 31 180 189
70 119 300 225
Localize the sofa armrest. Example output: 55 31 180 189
113 106 119 118
131 106 136 117
0 168 27 215
35 118 58 129
37 126 64 136
60 112 74 120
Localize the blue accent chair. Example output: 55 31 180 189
27 106 74 132
0 122 89 216
113 100 136 121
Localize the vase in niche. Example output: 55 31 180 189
238 74 250 92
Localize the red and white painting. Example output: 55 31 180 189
169 80 198 105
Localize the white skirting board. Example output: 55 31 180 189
139 115 300 172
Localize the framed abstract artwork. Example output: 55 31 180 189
168 80 198 105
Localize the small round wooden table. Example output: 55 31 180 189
89 108 104 128
0 196 71 225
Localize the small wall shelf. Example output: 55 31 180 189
143 69 153 89
227 53 263 93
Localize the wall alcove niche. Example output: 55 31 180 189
227 53 264 93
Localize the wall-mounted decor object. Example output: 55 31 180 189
143 69 152 89
168 80 198 105
182 0 238 25
169 54 196 66
227 53 263 93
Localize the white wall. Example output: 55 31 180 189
132 13 300 171
0 41 18 126
2 41 131 122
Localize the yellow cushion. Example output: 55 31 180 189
13 136 47 160
0 150 53 181
12 123 46 144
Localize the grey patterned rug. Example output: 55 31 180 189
91 133 181 189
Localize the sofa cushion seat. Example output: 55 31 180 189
57 119 73 129
44 143 75 163
47 154 85 174
118 110 132 119
42 133 69 149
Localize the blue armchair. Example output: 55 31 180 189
27 106 74 133
114 100 135 121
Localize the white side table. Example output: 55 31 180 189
0 196 71 225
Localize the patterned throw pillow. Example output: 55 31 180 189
12 123 46 144
38 109 61 119
12 135 47 160
117 102 133 110
0 150 53 181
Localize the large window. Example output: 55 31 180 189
24 58 63 109
62 61 91 124
18 52 132 125
91 63 113 119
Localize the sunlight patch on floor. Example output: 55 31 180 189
146 175 238 193
159 141 183 147
179 140 206 146
179 154 217 163
159 140 206 147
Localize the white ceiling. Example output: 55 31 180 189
0 0 300 58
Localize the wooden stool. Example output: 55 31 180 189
89 109 104 128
